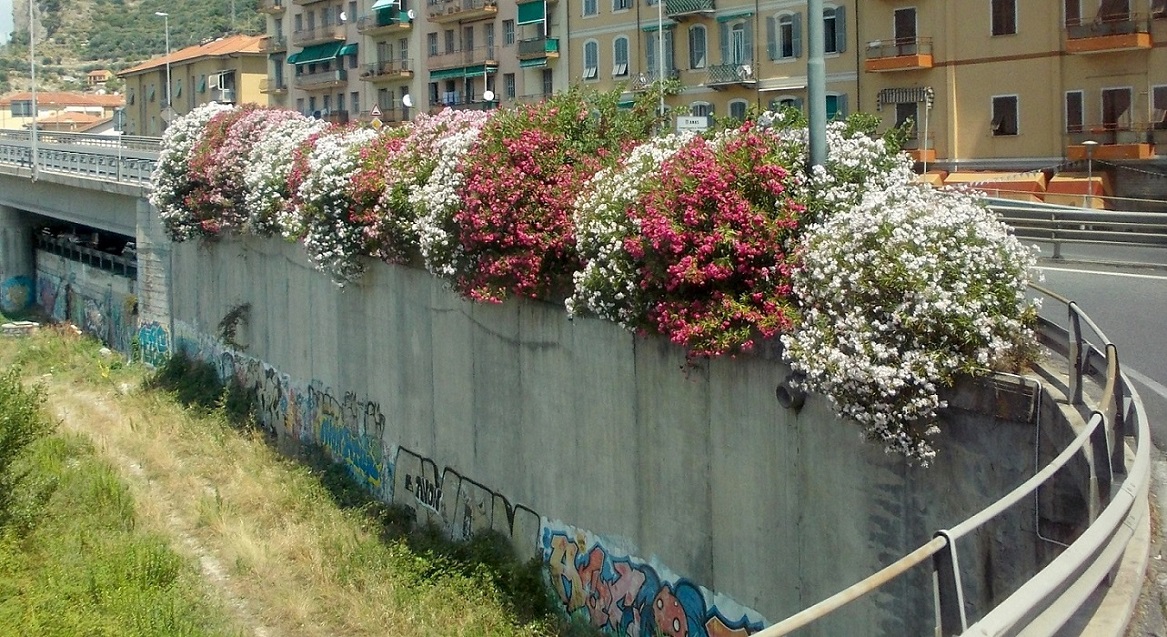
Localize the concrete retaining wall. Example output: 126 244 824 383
161 235 1055 635
35 249 136 351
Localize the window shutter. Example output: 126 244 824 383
835 6 846 53
766 16 777 60
836 94 848 118
719 21 729 64
792 14 802 58
646 36 656 70
743 18 754 63
793 97 804 111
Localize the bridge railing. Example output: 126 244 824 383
757 286 1149 636
0 131 160 186
983 195 1167 255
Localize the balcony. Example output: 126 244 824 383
294 68 348 90
428 45 498 71
293 0 329 5
356 10 413 35
258 0 286 14
291 25 347 47
665 0 715 19
864 37 934 72
1064 13 1152 54
630 67 680 90
259 77 289 94
517 37 560 61
357 107 407 124
323 110 350 125
705 63 756 88
360 59 414 82
427 0 498 24
1066 123 1156 160
260 35 288 53
902 131 937 163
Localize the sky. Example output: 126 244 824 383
0 0 12 44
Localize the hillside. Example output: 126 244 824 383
0 0 263 93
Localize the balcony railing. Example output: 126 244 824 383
427 0 498 24
517 37 560 60
1066 123 1156 160
360 59 414 81
901 131 937 162
260 35 288 53
291 25 347 46
864 37 934 71
428 45 497 70
357 107 405 123
706 63 755 87
258 0 286 13
294 68 348 90
356 10 413 35
665 0 715 18
1064 13 1152 53
260 77 289 93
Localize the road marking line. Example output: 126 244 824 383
1036 266 1167 282
1126 367 1167 404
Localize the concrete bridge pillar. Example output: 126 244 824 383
0 205 35 315
134 198 174 365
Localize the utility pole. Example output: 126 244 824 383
807 0 827 169
28 0 38 181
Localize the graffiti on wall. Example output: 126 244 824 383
171 320 768 634
0 275 32 314
36 273 66 321
138 321 171 367
542 522 767 636
34 265 136 351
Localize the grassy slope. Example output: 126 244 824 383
0 328 586 637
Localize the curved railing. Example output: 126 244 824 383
0 130 159 185
759 284 1149 636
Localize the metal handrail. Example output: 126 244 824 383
760 288 1147 636
982 196 1167 251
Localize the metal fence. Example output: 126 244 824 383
0 131 159 185
758 285 1149 636
984 196 1167 256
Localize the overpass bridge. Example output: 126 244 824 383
0 130 1155 637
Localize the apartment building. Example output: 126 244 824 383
860 0 1167 170
566 0 858 122
118 35 267 136
0 91 124 131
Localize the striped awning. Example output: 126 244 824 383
371 0 397 9
877 87 934 108
519 58 547 68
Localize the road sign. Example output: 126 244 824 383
370 105 382 118
161 107 178 124
676 115 710 132
370 118 383 131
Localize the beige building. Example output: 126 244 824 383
0 91 124 131
118 34 267 136
859 0 1167 170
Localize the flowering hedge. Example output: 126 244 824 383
151 97 1038 462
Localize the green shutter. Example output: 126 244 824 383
836 6 847 53
198 75 207 93
792 13 802 58
766 16 777 60
718 21 729 63
516 1 545 26
743 18 754 62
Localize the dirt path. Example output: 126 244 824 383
47 383 277 637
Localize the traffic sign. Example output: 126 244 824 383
370 105 382 118
370 118 383 131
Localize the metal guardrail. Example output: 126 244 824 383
0 131 159 185
984 196 1167 256
759 285 1149 636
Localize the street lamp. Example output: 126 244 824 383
1082 140 1099 209
28 0 38 181
155 12 172 118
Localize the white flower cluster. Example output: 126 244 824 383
782 183 1039 464
296 127 379 284
149 102 235 240
243 114 329 238
411 122 485 278
568 133 694 324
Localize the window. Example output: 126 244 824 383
349 1 357 22
992 0 1017 35
895 101 917 131
1065 0 1081 25
730 23 747 64
646 29 674 73
584 0 597 16
503 20 515 45
505 73 516 99
429 82 439 106
1153 86 1167 130
690 102 712 117
770 97 802 112
1065 90 1083 133
583 40 599 79
1102 87 1132 129
351 91 360 113
174 78 182 98
10 100 33 117
894 8 917 43
729 100 748 121
485 23 494 49
445 29 455 53
991 95 1019 136
542 69 554 96
378 87 390 110
464 26 474 52
378 41 393 62
348 53 358 69
768 13 800 60
323 95 332 112
824 6 846 54
297 98 305 114
338 92 346 113
826 93 848 119
400 38 409 61
613 36 629 76
614 0 631 10
148 84 156 102
323 6 334 26
294 13 303 32
689 25 707 68
428 32 438 56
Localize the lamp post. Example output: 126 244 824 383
807 0 826 169
28 0 37 181
155 12 172 119
1082 140 1099 209
657 0 664 120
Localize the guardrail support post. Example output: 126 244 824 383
1068 305 1084 405
1051 213 1063 259
1088 410 1113 523
933 531 967 636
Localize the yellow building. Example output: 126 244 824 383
859 0 1167 170
118 34 268 136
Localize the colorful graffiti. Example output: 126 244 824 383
33 265 136 351
138 321 171 367
36 273 66 321
542 523 766 637
0 275 32 314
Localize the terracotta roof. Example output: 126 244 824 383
34 112 104 125
118 34 266 77
0 91 125 108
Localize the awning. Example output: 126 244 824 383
289 41 344 66
519 58 547 69
371 0 397 9
758 76 807 92
430 67 465 80
717 11 754 22
338 43 358 57
617 99 635 109
642 21 676 32
517 0 545 25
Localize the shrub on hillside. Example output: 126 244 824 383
0 367 52 528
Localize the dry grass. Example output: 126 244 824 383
2 328 567 637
